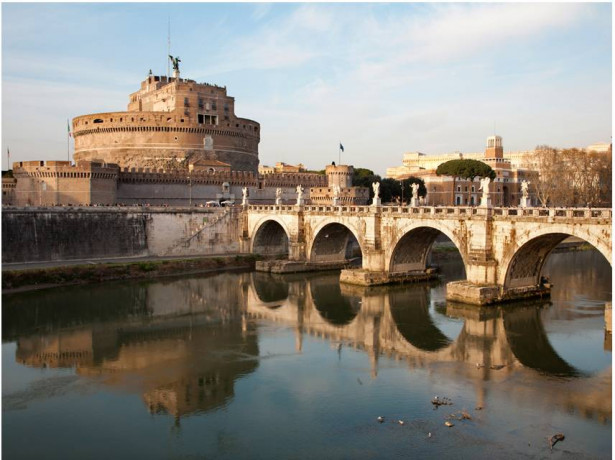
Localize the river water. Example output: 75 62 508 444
2 250 611 459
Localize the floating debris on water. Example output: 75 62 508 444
549 433 565 450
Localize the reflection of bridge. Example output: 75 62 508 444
243 205 612 304
7 271 611 423
248 272 579 377
247 272 611 422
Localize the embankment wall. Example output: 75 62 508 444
2 206 242 264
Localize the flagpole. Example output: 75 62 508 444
339 141 341 165
67 119 70 162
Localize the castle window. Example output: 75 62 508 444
198 114 204 124
93 119 103 123
184 97 189 106
212 102 217 110
120 118 123 122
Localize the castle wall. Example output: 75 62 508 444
12 161 118 206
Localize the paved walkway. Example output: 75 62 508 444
2 253 248 271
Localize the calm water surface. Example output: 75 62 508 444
2 250 611 459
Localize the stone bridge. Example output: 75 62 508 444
241 204 611 304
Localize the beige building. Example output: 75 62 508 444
73 70 260 173
259 162 306 175
386 136 535 206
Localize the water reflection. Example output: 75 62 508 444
3 274 259 420
3 253 611 425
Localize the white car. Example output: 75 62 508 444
220 200 235 207
205 201 221 207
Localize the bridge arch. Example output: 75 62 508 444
500 225 611 290
308 220 364 264
251 217 291 257
386 221 467 274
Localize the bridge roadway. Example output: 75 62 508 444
242 204 612 305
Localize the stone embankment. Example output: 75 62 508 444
2 205 242 264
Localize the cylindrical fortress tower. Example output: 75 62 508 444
73 74 260 173
326 164 354 188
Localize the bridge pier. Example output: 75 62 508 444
339 267 438 286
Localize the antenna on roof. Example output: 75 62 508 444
167 16 171 78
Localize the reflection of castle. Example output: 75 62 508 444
7 270 610 423
8 274 259 420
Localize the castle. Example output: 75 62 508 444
7 64 372 207
73 67 260 173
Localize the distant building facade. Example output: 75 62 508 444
259 162 306 175
386 136 536 207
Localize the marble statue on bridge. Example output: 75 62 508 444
275 187 283 206
410 183 420 207
520 180 531 208
296 185 304 206
371 182 381 207
479 177 492 208
332 184 341 206
242 187 249 206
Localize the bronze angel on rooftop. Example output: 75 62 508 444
169 55 181 71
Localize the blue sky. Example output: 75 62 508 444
2 2 612 175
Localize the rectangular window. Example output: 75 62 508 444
204 115 218 125
184 97 189 106
198 114 204 124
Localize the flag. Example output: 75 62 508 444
67 119 72 138
339 143 344 152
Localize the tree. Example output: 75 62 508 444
526 146 612 207
436 159 495 205
352 168 381 199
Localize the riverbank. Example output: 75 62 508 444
2 255 259 293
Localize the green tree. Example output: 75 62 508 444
381 177 427 205
352 168 381 199
436 159 495 205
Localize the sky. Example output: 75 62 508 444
1 2 612 176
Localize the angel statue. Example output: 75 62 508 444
411 182 420 198
479 177 491 200
169 55 181 71
521 180 530 198
372 181 380 198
